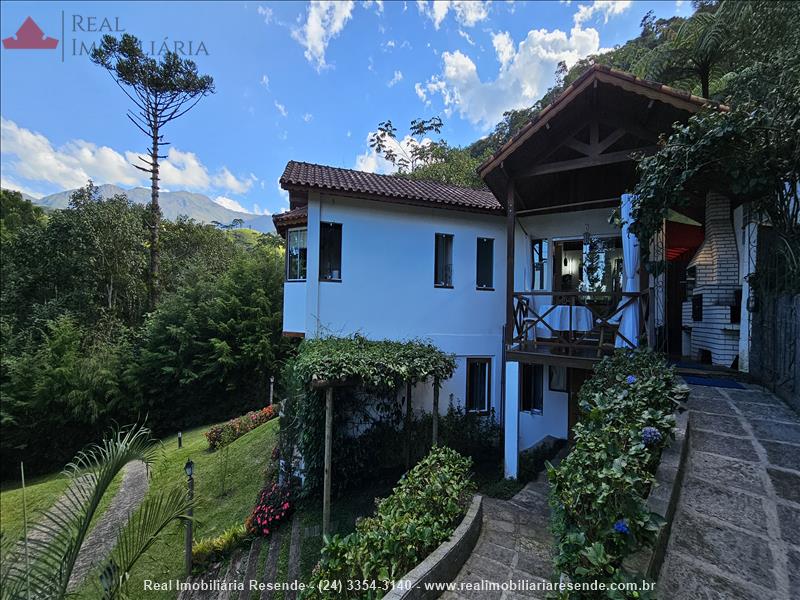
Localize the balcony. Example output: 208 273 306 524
507 290 651 368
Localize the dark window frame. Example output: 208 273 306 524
466 357 491 414
520 363 544 414
531 238 548 291
434 233 454 288
319 222 342 282
286 227 308 281
476 237 494 290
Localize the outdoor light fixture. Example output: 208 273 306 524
184 458 195 576
184 458 194 479
583 225 591 245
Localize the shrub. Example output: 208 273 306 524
191 523 251 571
246 481 293 537
303 446 475 599
205 404 278 450
547 349 688 598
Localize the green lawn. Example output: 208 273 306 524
1 470 69 546
1 464 124 552
77 418 279 599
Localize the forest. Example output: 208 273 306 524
0 184 292 476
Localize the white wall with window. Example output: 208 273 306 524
282 227 308 335
302 193 506 418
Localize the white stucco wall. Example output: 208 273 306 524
282 280 306 334
304 194 507 416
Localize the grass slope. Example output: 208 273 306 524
77 418 278 599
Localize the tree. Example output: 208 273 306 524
1 425 191 599
368 117 487 189
91 34 214 311
634 8 728 98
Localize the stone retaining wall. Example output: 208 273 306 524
383 494 483 600
623 409 691 580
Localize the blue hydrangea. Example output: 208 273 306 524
614 519 630 535
642 426 662 446
626 375 637 384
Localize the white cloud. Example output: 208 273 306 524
573 1 631 26
257 5 273 24
458 29 475 46
260 74 270 88
1 118 253 197
417 24 602 127
492 30 514 67
251 202 272 215
213 167 256 194
292 0 355 71
303 112 314 122
0 175 44 199
214 195 249 213
362 0 384 13
387 70 404 87
274 100 288 117
416 1 491 29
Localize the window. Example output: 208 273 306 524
466 358 491 413
320 222 342 281
476 238 494 289
286 228 307 280
434 233 453 287
531 239 548 290
520 364 543 413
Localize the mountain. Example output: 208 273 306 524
31 184 274 232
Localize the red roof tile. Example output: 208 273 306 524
280 161 502 213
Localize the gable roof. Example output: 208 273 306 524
280 160 502 214
478 64 719 180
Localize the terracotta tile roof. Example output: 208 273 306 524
280 160 502 213
478 64 724 178
271 205 307 234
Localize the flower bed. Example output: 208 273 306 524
205 404 278 450
547 349 688 598
303 446 475 599
246 481 293 536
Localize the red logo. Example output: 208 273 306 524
3 17 59 50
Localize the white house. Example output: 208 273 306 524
273 66 757 479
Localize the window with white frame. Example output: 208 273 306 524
286 228 307 280
434 233 454 287
466 358 491 413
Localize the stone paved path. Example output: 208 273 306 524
69 460 150 589
659 383 800 599
443 469 561 600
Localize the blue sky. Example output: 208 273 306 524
0 1 688 216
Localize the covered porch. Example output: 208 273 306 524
476 66 711 478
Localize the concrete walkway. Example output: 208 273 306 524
659 383 800 599
68 460 150 589
442 473 556 600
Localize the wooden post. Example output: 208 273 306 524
432 377 439 447
185 474 194 576
505 176 516 344
322 387 333 538
404 381 412 470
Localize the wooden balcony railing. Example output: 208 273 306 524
510 290 651 356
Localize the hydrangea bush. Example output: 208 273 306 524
547 349 688 598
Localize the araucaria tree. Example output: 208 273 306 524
91 35 214 310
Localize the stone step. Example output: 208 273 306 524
260 528 284 600
242 538 263 597
285 517 302 600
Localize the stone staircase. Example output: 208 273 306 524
443 447 568 600
178 517 302 600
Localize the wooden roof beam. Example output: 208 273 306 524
518 146 656 178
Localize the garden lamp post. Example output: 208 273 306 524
269 375 275 405
184 458 194 576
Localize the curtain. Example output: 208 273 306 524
617 194 640 348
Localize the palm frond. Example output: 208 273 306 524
99 485 192 599
2 424 158 600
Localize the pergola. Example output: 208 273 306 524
294 336 456 536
